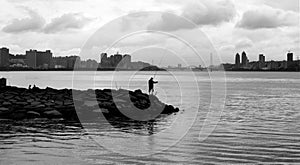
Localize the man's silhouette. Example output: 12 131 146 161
148 77 158 95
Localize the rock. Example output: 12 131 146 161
55 100 64 105
45 102 55 106
162 104 178 114
100 101 114 108
2 102 11 106
43 110 62 118
27 99 35 103
113 98 127 103
10 112 26 120
35 104 46 108
9 99 17 103
31 101 42 106
84 101 98 107
92 109 101 113
0 107 10 117
27 111 40 118
16 102 27 106
93 108 109 114
34 107 53 113
134 89 143 94
0 85 180 121
14 96 22 101
0 107 9 112
4 96 14 100
64 100 73 106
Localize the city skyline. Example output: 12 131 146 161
1 46 299 71
0 47 156 70
0 0 299 66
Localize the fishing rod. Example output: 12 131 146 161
153 49 166 79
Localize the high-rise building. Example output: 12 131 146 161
0 47 10 67
235 53 240 68
259 54 265 69
287 52 293 62
26 49 53 69
241 51 248 67
287 52 294 69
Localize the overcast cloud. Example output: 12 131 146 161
2 7 45 33
237 6 299 29
182 0 236 26
0 0 299 64
43 13 92 33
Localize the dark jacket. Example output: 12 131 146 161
148 78 158 89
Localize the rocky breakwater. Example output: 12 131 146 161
0 86 179 122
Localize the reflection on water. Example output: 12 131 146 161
0 71 300 164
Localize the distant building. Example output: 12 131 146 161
52 56 80 69
84 59 98 68
26 49 52 69
100 53 110 68
241 51 249 67
25 50 36 68
178 64 182 68
0 47 10 67
100 52 132 69
266 60 285 70
287 52 293 62
119 54 131 69
67 56 80 69
235 53 240 68
112 53 122 67
9 54 27 67
287 52 293 68
258 54 265 69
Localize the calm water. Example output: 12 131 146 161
0 71 300 164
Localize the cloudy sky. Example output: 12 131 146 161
0 0 299 66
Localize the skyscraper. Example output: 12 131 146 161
235 53 240 68
287 52 293 62
241 51 248 67
259 54 265 69
0 47 10 67
287 52 294 68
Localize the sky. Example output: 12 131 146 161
0 0 299 66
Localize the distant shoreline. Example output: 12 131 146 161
0 69 299 72
0 68 167 72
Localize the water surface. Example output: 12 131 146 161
0 71 299 164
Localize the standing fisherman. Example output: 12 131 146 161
148 77 158 95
